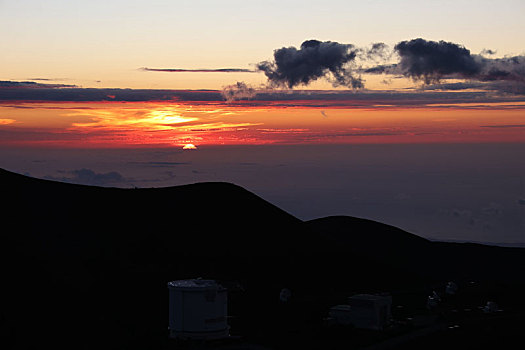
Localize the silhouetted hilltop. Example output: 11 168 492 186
1 168 524 350
305 215 524 284
2 167 301 258
306 215 430 250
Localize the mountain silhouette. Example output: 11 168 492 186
1 168 523 349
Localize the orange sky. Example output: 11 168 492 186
1 101 524 148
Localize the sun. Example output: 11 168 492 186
182 143 197 150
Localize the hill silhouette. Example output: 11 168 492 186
1 168 524 350
304 216 524 283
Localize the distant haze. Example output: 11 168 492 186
2 143 524 245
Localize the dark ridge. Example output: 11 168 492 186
303 215 524 283
302 215 433 279
1 168 524 350
305 215 430 247
1 168 301 258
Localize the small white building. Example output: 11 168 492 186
168 279 229 340
329 294 392 330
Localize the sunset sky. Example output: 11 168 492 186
2 0 525 89
1 0 525 147
1 0 524 244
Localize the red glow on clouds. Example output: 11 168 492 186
0 101 524 148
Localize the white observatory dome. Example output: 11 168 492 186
168 279 229 340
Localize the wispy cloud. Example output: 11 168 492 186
140 67 255 73
480 124 525 128
0 80 77 88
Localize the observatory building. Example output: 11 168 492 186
168 279 229 340
329 294 392 330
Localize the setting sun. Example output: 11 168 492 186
182 143 197 150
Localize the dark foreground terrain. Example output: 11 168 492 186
1 168 524 349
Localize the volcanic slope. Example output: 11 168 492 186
1 168 524 350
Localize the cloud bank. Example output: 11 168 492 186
2 80 525 108
254 38 525 94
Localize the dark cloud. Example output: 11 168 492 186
44 169 124 186
256 40 363 88
140 67 255 73
393 38 482 83
518 199 525 205
360 38 525 94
